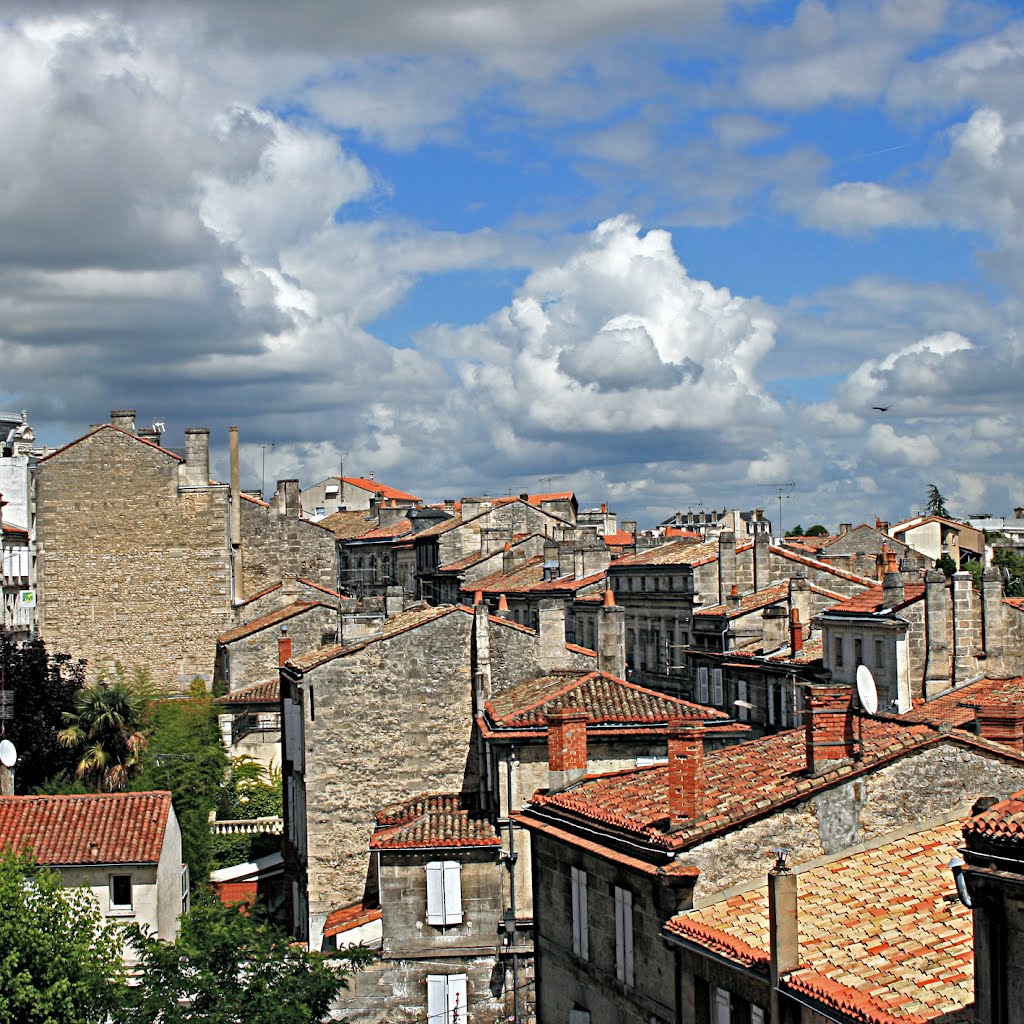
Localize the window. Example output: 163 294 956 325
109 874 133 913
712 668 724 706
181 865 190 917
715 988 732 1024
834 637 844 668
425 860 463 926
614 885 634 986
697 666 709 703
570 866 589 960
426 974 467 1024
737 679 749 722
854 637 863 666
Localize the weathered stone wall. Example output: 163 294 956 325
35 428 233 687
684 742 1024 898
438 502 565 565
239 498 337 597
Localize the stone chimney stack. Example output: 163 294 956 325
718 531 736 604
762 605 788 652
278 627 293 668
882 571 905 609
546 708 589 792
924 569 951 699
768 853 800 996
788 575 811 634
473 601 492 712
753 531 770 591
804 685 856 773
981 567 1005 660
952 571 977 683
110 409 136 433
281 574 301 600
667 720 705 824
538 598 568 670
839 523 851 536
181 428 211 487
597 589 626 678
273 480 301 518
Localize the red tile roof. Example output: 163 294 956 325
0 792 173 865
323 899 382 938
319 509 381 540
216 678 281 706
483 670 734 735
369 793 499 850
530 719 1010 851
217 601 322 644
1 523 28 537
464 559 606 596
964 788 1024 841
825 583 925 615
355 518 413 540
696 583 790 618
613 539 728 568
668 817 973 1024
899 676 1024 728
339 477 420 502
602 530 635 548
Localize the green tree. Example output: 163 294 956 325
787 524 804 537
119 901 369 1024
134 680 228 894
805 524 829 537
57 668 150 792
210 757 283 873
937 553 958 577
921 484 951 519
0 848 126 1024
0 629 84 793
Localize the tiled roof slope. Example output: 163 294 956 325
370 793 499 850
217 601 321 644
467 560 606 596
963 787 1024 841
0 792 172 865
531 718 1013 850
900 676 1024 728
355 518 413 540
340 477 420 502
323 900 382 938
667 817 972 1024
613 539 728 568
484 671 734 733
216 678 280 705
697 583 846 619
826 583 925 615
319 509 380 540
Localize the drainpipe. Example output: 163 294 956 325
505 746 520 1024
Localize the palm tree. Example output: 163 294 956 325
57 678 148 792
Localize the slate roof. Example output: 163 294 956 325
530 718 1018 851
964 787 1024 841
0 792 172 865
369 793 500 850
666 816 973 1024
482 670 737 736
217 678 280 706
900 676 1024 728
217 601 322 645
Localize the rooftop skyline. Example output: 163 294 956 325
2 1 1023 527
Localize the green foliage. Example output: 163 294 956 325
134 679 228 894
0 848 126 1024
210 757 282 873
937 553 958 577
0 630 84 793
118 901 368 1024
804 524 829 537
57 667 149 792
787 524 804 537
921 484 951 519
992 548 1024 597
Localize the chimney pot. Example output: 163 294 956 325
473 590 483 607
497 593 509 615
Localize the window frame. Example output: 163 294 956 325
109 873 133 914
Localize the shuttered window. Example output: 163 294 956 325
614 885 634 986
425 860 463 926
426 974 468 1024
697 666 709 703
715 987 732 1024
712 668 724 706
570 866 589 960
737 679 749 721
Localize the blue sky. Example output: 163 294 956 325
2 0 1024 530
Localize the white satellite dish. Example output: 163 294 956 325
0 739 17 768
856 665 879 715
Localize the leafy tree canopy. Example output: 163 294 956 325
0 630 85 793
0 849 126 1024
787 524 804 537
119 901 369 1024
805 524 830 537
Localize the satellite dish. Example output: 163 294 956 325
856 665 879 715
0 739 17 768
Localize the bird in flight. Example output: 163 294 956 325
872 405 891 412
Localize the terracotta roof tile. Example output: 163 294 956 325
355 518 413 540
826 584 926 615
370 793 499 850
667 818 973 1024
963 788 1024 841
0 792 172 865
319 509 381 540
484 671 733 732
338 477 420 502
1 523 28 537
900 677 1024 728
323 900 382 937
217 678 281 705
217 601 321 645
613 539 725 568
696 583 790 618
464 560 606 596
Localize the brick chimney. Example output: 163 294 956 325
546 708 589 792
789 608 804 654
975 705 1024 752
667 719 705 824
278 627 293 668
181 427 211 487
598 589 626 678
804 685 856 773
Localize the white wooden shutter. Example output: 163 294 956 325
737 679 749 721
751 1006 765 1024
767 682 776 725
426 975 446 1023
697 666 709 703
780 683 789 727
712 668 724 706
426 861 445 925
447 974 468 1024
614 886 634 986
442 860 463 924
570 866 588 960
715 987 731 1024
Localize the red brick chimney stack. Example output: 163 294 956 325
804 685 856 773
975 705 1024 752
667 719 706 824
278 627 293 668
790 608 803 653
546 708 589 792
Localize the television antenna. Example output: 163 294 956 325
537 476 558 491
759 482 795 537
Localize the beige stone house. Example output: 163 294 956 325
300 475 420 520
